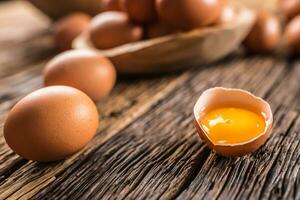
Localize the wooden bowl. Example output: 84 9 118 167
73 5 255 74
232 0 278 12
28 0 104 19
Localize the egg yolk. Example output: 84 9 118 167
201 107 266 145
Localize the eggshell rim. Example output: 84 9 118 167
193 87 273 149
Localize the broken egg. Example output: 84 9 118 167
193 87 273 157
4 86 99 162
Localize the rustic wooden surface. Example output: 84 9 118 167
0 1 299 200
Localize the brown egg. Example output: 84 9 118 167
4 86 99 162
146 22 180 38
284 15 300 53
243 11 281 53
44 50 116 102
102 0 122 11
220 0 228 7
121 0 157 23
279 0 300 21
194 87 273 157
156 0 222 30
53 13 91 51
216 5 236 25
90 11 143 49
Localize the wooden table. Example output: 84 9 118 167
0 1 299 199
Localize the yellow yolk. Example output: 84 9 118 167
201 107 266 145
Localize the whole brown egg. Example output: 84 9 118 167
121 0 157 23
4 86 99 162
102 0 122 11
243 11 281 53
284 15 300 53
279 0 300 21
53 13 91 51
90 11 143 49
216 5 236 25
156 0 222 30
44 50 116 102
146 22 180 38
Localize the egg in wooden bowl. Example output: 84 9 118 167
73 3 255 74
193 87 273 157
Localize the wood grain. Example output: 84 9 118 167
33 56 300 200
0 1 299 200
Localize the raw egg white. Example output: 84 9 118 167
4 86 99 162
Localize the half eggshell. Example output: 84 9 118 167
193 87 273 157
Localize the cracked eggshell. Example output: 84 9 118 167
193 87 273 157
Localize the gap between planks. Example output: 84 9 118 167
0 1 299 199
26 57 300 199
0 1 195 198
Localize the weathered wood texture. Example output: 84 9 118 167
0 1 299 200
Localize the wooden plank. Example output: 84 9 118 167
0 1 193 199
0 1 299 199
0 71 191 199
31 57 300 199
